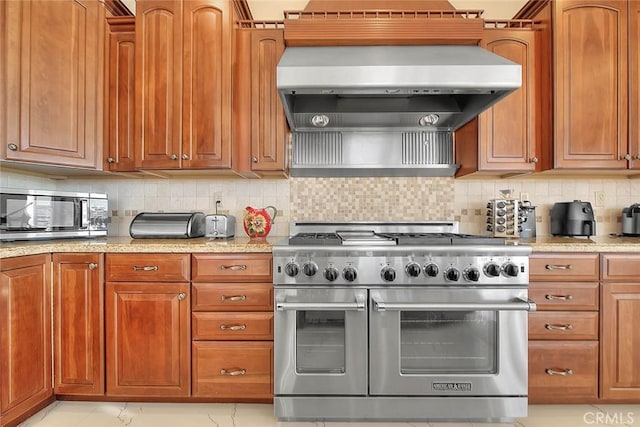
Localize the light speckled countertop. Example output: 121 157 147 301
1 235 640 259
0 236 280 259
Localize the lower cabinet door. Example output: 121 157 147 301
529 340 598 403
192 341 273 399
105 282 190 397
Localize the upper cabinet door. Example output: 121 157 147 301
478 29 539 172
2 0 103 168
182 0 233 169
630 0 640 169
553 0 628 169
135 0 183 169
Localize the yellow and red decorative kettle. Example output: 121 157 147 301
243 205 277 239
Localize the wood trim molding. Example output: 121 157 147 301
513 0 550 19
102 0 134 16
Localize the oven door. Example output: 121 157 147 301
274 287 367 395
369 287 534 397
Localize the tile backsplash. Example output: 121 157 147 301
1 168 638 237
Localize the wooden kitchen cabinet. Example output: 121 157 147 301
456 21 549 176
135 0 234 170
630 0 640 169
233 24 289 177
517 0 636 170
527 252 600 403
105 254 191 397
0 255 53 427
53 253 105 396
1 0 107 169
191 254 274 400
105 17 137 172
600 254 640 400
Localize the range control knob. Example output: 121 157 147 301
284 262 299 277
444 268 460 282
405 262 422 278
484 262 501 277
343 266 358 282
381 266 396 282
464 267 480 282
502 262 520 278
424 263 439 277
302 262 318 277
324 267 339 282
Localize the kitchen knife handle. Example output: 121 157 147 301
220 369 246 376
220 295 247 302
220 264 247 271
545 264 572 270
133 265 159 271
546 368 573 376
545 294 573 301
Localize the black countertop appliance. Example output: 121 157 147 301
622 204 640 236
550 200 596 237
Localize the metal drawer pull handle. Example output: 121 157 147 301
545 294 572 301
220 369 246 376
545 323 573 331
545 264 572 270
546 368 573 376
88 263 98 270
221 295 247 302
372 297 536 312
220 324 246 331
220 265 247 271
133 265 159 271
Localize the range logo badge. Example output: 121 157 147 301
432 382 472 392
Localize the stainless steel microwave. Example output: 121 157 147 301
0 188 108 241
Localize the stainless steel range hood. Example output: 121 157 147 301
277 45 521 132
277 45 521 177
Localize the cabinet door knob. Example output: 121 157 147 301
181 153 189 160
635 154 640 160
177 293 186 301
529 156 538 163
107 157 115 163
623 154 632 161
88 263 99 270
171 154 178 160
7 143 17 151
251 156 258 163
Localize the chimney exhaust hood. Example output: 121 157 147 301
277 45 521 177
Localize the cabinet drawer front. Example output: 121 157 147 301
192 312 273 340
106 254 190 282
192 283 273 311
192 254 272 282
601 254 640 281
529 341 598 402
530 253 599 281
192 341 273 398
529 282 599 310
528 311 598 340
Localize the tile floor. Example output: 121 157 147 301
16 402 640 427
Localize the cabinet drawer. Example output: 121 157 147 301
529 253 599 281
192 254 272 282
529 341 598 402
528 311 598 340
529 282 599 311
192 341 273 398
601 254 640 281
192 283 273 311
106 254 190 282
192 312 274 340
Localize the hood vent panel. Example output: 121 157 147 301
291 131 458 177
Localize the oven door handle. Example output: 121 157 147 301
276 300 366 312
372 297 536 312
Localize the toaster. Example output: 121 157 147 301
205 214 236 238
622 203 640 236
550 200 596 237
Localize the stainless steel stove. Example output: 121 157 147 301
272 221 534 422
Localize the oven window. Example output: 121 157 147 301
400 311 497 374
296 311 346 374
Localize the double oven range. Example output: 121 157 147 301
273 221 535 422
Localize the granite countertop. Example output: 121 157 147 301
0 236 280 259
2 235 640 259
